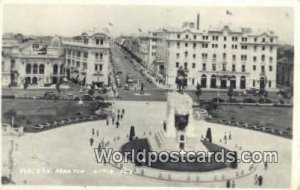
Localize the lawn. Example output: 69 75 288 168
1 99 108 128
213 105 293 131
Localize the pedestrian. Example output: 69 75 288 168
122 108 125 115
163 121 167 131
98 142 102 151
92 128 95 136
89 137 94 146
226 179 230 188
116 121 120 128
264 162 268 170
120 114 123 120
117 114 120 121
231 180 235 188
112 117 115 125
106 119 109 126
118 109 120 114
224 132 227 141
96 130 99 137
254 174 258 185
258 175 263 186
229 132 232 140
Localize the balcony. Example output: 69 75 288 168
95 59 104 64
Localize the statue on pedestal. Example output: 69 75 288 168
175 66 187 93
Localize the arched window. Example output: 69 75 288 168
26 64 31 74
240 76 246 89
230 76 236 89
60 64 64 74
201 74 207 88
260 77 265 89
53 64 58 75
32 77 38 84
210 75 217 88
39 64 44 74
220 77 227 89
33 64 38 74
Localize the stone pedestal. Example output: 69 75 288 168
165 92 195 149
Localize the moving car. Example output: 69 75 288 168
44 91 59 99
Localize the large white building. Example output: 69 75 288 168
63 32 111 87
153 23 278 91
1 32 112 88
2 35 65 87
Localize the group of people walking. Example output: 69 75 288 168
108 108 125 129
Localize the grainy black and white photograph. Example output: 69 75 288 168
1 1 297 189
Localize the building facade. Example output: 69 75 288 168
154 24 278 91
2 36 65 87
63 32 111 87
276 45 294 87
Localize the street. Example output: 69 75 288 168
111 44 168 101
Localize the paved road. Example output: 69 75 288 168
111 44 167 101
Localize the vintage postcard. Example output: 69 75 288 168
1 1 298 189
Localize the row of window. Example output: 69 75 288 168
83 38 104 45
25 64 65 75
67 51 104 60
174 42 274 52
175 62 273 72
176 34 274 43
67 59 87 69
25 64 45 74
189 75 247 89
176 52 274 63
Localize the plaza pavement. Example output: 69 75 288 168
2 101 292 187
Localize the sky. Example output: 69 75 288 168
2 4 294 45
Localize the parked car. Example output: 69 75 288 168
116 70 122 75
258 99 272 104
227 98 238 103
30 124 44 130
244 88 260 96
44 91 59 99
243 98 257 103
95 95 105 101
82 94 93 101
39 123 52 128
211 97 225 103
124 84 130 90
66 93 74 100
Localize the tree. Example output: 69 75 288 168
4 109 17 120
56 77 61 95
227 86 234 101
206 128 212 143
205 102 218 114
195 83 202 104
129 126 135 141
